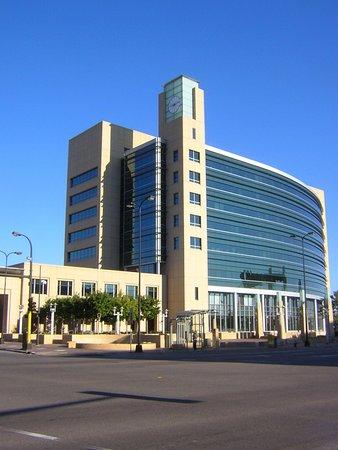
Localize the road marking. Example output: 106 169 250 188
86 447 113 450
7 428 58 441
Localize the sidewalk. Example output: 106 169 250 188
0 342 67 354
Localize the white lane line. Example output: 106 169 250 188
86 447 113 450
7 428 58 441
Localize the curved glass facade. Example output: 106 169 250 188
206 150 326 297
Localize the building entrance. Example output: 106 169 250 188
175 310 208 348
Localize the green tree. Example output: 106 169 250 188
141 296 160 321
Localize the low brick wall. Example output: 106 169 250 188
64 333 165 348
69 342 157 351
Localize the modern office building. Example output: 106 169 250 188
1 75 331 340
63 74 332 339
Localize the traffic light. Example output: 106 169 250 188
28 298 36 312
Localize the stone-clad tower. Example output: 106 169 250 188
159 76 209 318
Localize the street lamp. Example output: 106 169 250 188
290 231 314 347
128 194 155 353
12 231 33 349
0 250 22 344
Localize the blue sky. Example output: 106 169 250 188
0 0 337 292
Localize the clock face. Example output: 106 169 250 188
167 96 182 114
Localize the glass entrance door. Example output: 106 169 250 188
237 294 256 337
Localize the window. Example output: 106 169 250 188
68 246 96 262
287 297 300 331
82 282 96 296
192 128 196 139
190 214 201 227
189 149 200 163
190 236 202 249
317 300 325 331
195 287 199 300
173 214 179 227
70 186 97 206
69 206 97 224
264 296 277 332
126 285 138 298
58 280 73 296
105 283 117 296
173 150 178 162
173 171 178 183
173 192 179 205
189 170 200 183
146 286 158 299
68 226 96 243
71 167 98 187
32 279 48 295
174 236 179 250
189 192 201 205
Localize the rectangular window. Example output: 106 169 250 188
190 214 201 227
190 236 202 249
287 297 300 331
189 192 201 205
173 171 178 183
189 149 200 163
71 167 98 187
195 287 199 300
173 150 178 162
192 128 196 139
68 226 96 243
126 285 138 298
189 170 200 183
32 279 48 295
70 186 97 206
57 280 73 296
105 283 117 296
67 246 96 262
82 282 96 296
173 214 179 227
173 193 179 205
69 206 97 224
174 236 179 250
146 286 158 299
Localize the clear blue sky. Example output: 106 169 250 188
0 0 337 292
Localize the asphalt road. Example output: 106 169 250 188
0 345 338 450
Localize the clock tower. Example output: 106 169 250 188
159 75 209 319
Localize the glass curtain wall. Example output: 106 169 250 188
206 150 327 297
208 292 235 332
120 139 166 274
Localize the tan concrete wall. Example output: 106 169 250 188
1 262 164 333
65 122 103 268
65 121 154 270
309 186 334 330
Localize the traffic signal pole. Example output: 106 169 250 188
27 309 32 345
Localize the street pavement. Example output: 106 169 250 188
0 344 338 449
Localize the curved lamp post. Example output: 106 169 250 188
128 194 155 353
290 231 314 347
0 250 22 343
12 231 33 349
